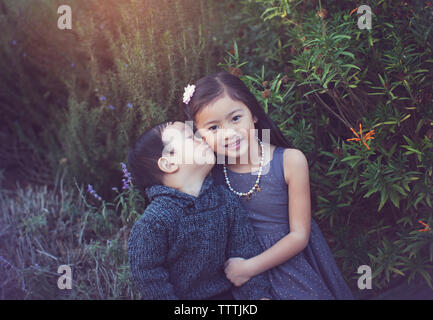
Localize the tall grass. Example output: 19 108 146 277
0 170 144 299
0 0 235 193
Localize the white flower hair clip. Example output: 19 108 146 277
183 84 196 104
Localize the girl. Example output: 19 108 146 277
185 71 354 300
127 120 272 300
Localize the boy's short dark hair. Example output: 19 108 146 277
128 121 171 192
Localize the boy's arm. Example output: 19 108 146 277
225 191 272 300
128 215 179 300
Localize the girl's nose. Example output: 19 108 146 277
221 128 238 142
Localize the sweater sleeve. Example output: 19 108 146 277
128 212 179 300
225 191 272 300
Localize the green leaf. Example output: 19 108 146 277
389 190 400 208
363 188 378 198
323 73 337 89
368 33 374 47
390 267 405 276
302 88 322 96
339 51 355 60
392 184 407 196
402 135 413 145
338 179 355 189
402 146 422 155
378 189 388 211
402 80 412 95
378 73 385 86
332 35 351 41
342 64 361 71
341 155 362 162
321 64 332 82
352 176 359 192
311 72 322 83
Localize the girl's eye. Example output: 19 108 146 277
208 125 218 132
232 115 241 122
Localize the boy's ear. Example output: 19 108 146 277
157 157 178 174
253 116 258 124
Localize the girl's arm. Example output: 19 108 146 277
249 148 311 274
225 148 311 281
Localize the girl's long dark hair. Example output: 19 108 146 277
185 71 291 149
128 121 171 193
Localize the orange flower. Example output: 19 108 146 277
262 89 271 99
228 66 242 77
316 8 328 20
349 7 358 16
346 123 375 150
418 220 431 232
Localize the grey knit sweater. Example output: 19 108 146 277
128 175 271 300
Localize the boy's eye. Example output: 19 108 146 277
232 115 241 122
208 125 218 132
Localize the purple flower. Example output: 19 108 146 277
11 40 17 46
112 187 119 192
99 96 107 101
71 63 75 68
109 105 114 110
127 103 133 109
87 184 102 201
120 162 133 190
100 24 104 30
125 63 129 68
23 52 27 57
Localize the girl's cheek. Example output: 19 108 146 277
202 132 218 151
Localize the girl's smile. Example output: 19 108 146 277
225 138 241 150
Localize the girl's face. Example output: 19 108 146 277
194 94 257 160
161 121 215 167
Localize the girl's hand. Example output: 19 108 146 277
224 257 254 287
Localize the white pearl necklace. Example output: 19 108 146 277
223 138 264 201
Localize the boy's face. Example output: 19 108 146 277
161 121 215 168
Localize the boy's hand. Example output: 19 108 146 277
224 257 254 287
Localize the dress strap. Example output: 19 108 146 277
269 147 287 186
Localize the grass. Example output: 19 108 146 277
0 171 141 299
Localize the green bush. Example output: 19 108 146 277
219 0 433 297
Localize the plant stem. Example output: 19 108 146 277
313 91 353 131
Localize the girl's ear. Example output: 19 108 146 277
157 157 178 174
253 116 258 124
